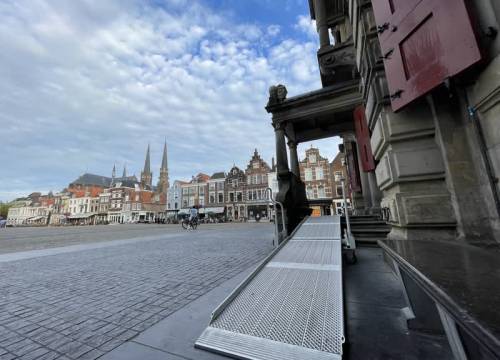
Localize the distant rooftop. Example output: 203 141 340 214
70 173 112 187
210 172 226 179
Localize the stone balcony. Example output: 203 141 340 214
318 42 359 87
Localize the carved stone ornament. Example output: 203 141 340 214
267 84 288 107
319 47 356 76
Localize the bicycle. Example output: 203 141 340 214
181 217 198 230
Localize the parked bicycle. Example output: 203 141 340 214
181 217 198 230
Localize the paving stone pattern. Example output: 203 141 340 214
0 225 273 359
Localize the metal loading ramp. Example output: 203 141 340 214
195 216 344 360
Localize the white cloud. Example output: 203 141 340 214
0 0 326 201
267 24 281 36
295 14 317 38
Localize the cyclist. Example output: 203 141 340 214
188 206 198 229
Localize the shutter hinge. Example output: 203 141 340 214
377 22 389 34
390 90 404 100
379 48 394 60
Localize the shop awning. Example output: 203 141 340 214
68 213 95 219
201 207 225 214
178 209 190 215
27 216 45 221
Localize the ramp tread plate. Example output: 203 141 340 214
210 267 343 354
306 216 341 224
196 327 341 360
197 216 343 360
294 223 341 240
273 241 341 266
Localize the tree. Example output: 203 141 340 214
0 202 11 219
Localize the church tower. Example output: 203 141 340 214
157 140 169 194
140 144 153 188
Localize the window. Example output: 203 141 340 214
306 186 313 199
218 193 224 203
232 179 238 187
210 194 215 203
318 186 326 198
209 183 215 191
304 168 313 181
199 187 205 195
217 182 224 190
237 192 242 202
316 167 324 180
248 191 253 200
336 185 343 197
229 192 234 202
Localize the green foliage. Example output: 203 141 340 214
0 202 11 219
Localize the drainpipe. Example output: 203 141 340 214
465 91 500 217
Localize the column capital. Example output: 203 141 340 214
287 139 297 148
273 121 287 131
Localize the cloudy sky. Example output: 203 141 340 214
0 0 341 201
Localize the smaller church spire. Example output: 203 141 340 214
143 144 151 174
161 140 168 171
141 144 152 188
112 163 116 178
122 163 127 178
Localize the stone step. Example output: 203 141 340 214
349 215 381 220
354 236 386 245
348 220 388 226
351 227 391 234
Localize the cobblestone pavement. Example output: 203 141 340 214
0 224 240 254
0 224 273 359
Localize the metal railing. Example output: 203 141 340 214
266 188 287 247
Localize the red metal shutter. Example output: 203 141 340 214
372 0 482 111
346 142 362 193
353 106 376 172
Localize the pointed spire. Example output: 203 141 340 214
161 140 168 171
143 144 151 174
112 163 116 178
122 163 127 178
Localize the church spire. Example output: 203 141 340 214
143 144 151 174
161 140 168 171
157 140 169 195
122 163 127 178
140 144 152 187
112 163 116 178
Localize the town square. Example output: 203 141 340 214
1 0 500 359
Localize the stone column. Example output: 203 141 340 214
367 171 382 214
313 0 330 48
275 123 289 175
288 140 300 177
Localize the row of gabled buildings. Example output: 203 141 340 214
6 145 350 226
167 147 350 222
6 142 170 226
